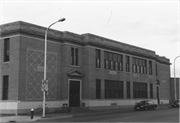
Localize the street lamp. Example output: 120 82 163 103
43 18 65 118
173 55 180 100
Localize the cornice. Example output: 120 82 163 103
0 21 170 65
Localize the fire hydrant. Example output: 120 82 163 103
30 108 34 119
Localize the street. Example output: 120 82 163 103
37 107 179 122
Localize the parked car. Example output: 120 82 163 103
134 100 157 111
171 100 179 107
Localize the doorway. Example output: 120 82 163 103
69 80 80 107
157 86 160 104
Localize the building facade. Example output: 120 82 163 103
0 21 171 114
170 78 179 101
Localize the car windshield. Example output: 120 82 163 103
139 101 147 104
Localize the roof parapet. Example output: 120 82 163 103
0 21 171 64
156 55 171 65
82 33 156 58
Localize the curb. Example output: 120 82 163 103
37 105 171 121
0 117 40 123
1 105 171 122
37 108 134 121
36 115 73 121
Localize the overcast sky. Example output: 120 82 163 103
0 0 179 77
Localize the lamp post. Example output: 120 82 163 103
43 18 65 118
173 55 180 101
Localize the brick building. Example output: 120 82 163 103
0 21 171 114
170 78 179 101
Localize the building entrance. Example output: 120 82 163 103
69 80 80 107
157 86 160 104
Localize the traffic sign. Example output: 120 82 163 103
41 80 48 91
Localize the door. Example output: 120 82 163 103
69 80 80 107
157 86 160 104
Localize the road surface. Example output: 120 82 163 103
37 107 179 122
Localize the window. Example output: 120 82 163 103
132 57 147 74
139 59 142 73
149 61 152 75
127 82 130 98
71 47 78 66
104 51 123 71
118 55 123 71
104 52 109 69
150 83 153 98
133 82 147 98
96 49 101 68
126 56 130 72
156 64 158 76
105 80 123 99
109 53 113 69
4 38 10 62
113 54 117 70
96 79 101 99
143 60 147 74
2 76 9 100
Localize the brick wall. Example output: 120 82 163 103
0 36 20 100
0 35 171 103
19 35 62 101
0 21 171 105
158 63 171 101
83 47 161 100
170 78 179 101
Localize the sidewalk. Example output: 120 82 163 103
0 104 171 123
0 115 41 123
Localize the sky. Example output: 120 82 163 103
0 0 179 77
